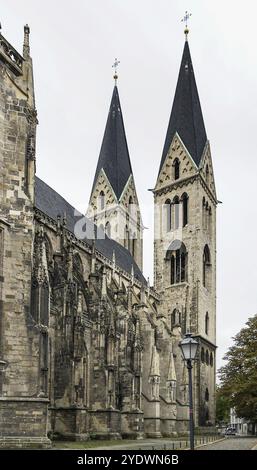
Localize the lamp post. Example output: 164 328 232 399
179 333 199 450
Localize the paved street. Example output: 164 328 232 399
90 436 220 451
198 437 257 450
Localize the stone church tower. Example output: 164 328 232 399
0 26 51 446
153 36 217 427
87 84 143 271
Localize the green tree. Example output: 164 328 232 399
216 385 230 424
218 314 257 425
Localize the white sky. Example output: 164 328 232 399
1 0 257 371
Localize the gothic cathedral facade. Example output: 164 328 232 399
0 25 217 448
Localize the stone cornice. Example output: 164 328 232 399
153 173 218 205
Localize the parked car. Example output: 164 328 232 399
225 427 236 435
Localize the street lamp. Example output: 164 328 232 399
179 333 199 450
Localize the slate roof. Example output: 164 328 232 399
91 86 133 200
35 176 146 284
159 40 207 174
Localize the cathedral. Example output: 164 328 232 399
0 23 217 448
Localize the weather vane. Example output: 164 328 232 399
112 58 120 85
181 11 192 38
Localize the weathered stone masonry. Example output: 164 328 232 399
0 26 217 447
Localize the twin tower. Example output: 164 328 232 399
88 36 217 372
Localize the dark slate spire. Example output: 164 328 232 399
91 86 133 200
159 40 207 174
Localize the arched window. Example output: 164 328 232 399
202 197 206 229
128 196 135 219
105 221 111 238
203 245 211 288
201 347 205 363
99 191 105 211
205 387 209 402
174 158 180 180
210 352 214 367
173 196 180 230
132 237 136 258
181 193 188 227
74 252 83 272
124 225 129 249
205 312 209 335
164 199 172 231
206 350 209 365
167 241 187 285
209 207 212 233
206 165 209 185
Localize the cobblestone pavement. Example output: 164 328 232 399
198 437 257 450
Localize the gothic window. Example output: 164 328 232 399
167 241 187 285
132 236 136 258
124 225 129 249
206 165 209 185
205 387 209 402
206 350 209 365
209 207 212 233
205 312 209 335
31 280 39 323
74 253 83 275
128 196 133 216
164 199 172 232
203 245 211 288
181 193 188 227
174 158 180 180
99 191 105 211
173 196 180 230
40 283 49 326
105 221 111 238
39 332 48 395
210 352 214 367
44 235 53 266
201 347 205 363
202 197 206 229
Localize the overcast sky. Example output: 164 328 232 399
1 0 257 371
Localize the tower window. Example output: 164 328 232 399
206 165 209 185
210 352 214 367
203 244 211 288
181 193 188 227
167 241 187 285
201 347 205 363
173 196 180 230
128 196 134 216
205 387 209 402
174 158 180 180
99 191 105 210
164 199 172 231
205 350 209 365
205 312 209 335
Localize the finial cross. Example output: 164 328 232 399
112 58 120 74
181 11 192 28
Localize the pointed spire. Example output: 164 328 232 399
91 86 133 200
23 24 30 59
159 39 207 174
167 352 176 382
149 345 160 377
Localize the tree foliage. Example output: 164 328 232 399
218 314 257 423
